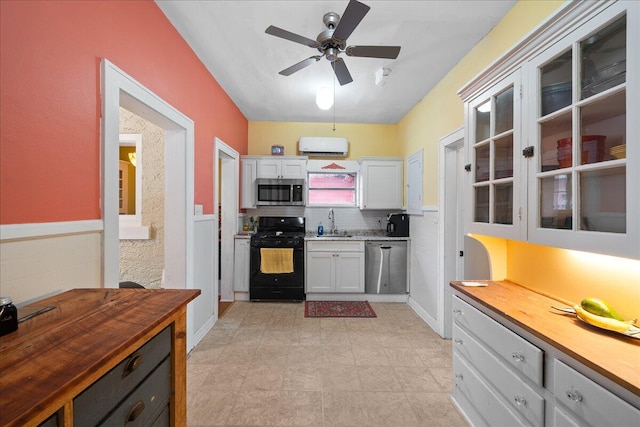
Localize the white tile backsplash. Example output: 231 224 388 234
245 207 397 235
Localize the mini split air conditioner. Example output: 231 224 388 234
298 137 348 157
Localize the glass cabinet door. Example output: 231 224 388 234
527 6 636 257
534 16 626 232
467 72 522 239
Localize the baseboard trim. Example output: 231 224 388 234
408 296 440 335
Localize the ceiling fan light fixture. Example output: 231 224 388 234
316 86 334 110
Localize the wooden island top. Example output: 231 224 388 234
451 280 640 399
0 288 200 427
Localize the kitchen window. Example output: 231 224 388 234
307 172 357 206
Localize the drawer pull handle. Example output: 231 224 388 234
514 396 527 406
454 339 463 345
566 390 583 402
125 400 145 424
123 353 144 377
511 352 525 362
453 309 462 315
455 374 463 380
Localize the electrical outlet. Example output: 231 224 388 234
194 204 203 215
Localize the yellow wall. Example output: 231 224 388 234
248 121 399 158
507 240 640 321
398 0 564 206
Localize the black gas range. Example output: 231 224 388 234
249 216 305 301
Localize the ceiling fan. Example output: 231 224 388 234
265 0 401 86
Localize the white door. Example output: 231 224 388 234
438 127 465 339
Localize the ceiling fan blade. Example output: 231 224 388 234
346 45 401 59
265 25 318 48
332 58 353 86
279 57 320 76
332 0 370 42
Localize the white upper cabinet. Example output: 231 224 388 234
256 157 307 179
460 1 639 259
240 157 257 209
525 5 639 258
359 158 403 210
465 71 524 240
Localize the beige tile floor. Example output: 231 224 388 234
187 301 468 426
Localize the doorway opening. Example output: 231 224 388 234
101 59 211 351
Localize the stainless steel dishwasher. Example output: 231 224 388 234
365 241 408 294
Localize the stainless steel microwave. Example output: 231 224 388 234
256 179 305 206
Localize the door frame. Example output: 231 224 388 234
215 138 239 302
101 58 196 341
437 127 465 338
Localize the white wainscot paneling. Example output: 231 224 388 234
409 209 438 330
0 230 102 305
407 210 439 332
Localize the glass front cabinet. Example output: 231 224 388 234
466 71 523 240
462 1 639 258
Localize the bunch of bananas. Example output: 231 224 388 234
574 297 636 333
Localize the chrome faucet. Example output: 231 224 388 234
328 208 336 234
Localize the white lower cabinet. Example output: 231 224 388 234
454 354 527 427
553 406 580 427
305 240 364 293
453 325 544 427
233 237 250 292
553 360 640 427
452 297 544 427
453 294 640 427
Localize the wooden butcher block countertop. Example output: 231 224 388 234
451 280 640 397
0 288 200 427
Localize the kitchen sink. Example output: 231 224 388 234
315 234 353 238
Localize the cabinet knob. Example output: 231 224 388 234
511 352 525 362
454 339 463 345
453 309 463 315
566 389 583 402
123 353 144 377
125 400 146 424
514 395 527 406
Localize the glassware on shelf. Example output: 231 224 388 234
581 16 626 100
540 50 572 117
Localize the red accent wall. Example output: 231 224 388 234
0 0 248 224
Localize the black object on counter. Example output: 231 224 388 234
386 213 410 237
0 297 18 337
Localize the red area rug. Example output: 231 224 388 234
304 301 377 318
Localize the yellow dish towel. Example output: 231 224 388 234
260 248 294 274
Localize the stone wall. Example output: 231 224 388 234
118 108 165 288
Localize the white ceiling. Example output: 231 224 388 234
156 0 516 124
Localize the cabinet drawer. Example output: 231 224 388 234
553 406 581 427
74 326 171 427
453 354 527 427
554 360 640 427
151 405 170 427
99 356 171 426
306 241 364 252
453 296 543 386
453 324 545 427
